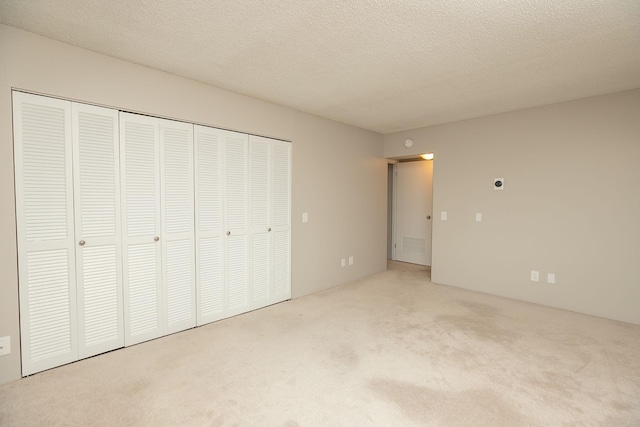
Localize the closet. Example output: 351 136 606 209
13 92 291 376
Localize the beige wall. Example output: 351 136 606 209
0 24 387 385
385 89 640 326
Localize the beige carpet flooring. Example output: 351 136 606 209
1 261 639 426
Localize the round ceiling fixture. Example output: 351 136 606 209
403 139 413 148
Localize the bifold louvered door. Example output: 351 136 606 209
14 92 123 375
249 136 291 306
195 129 291 326
194 125 226 325
224 132 251 315
159 119 196 335
120 113 196 345
270 138 292 301
73 103 124 358
120 113 163 345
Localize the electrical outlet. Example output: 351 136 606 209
530 270 539 282
0 336 10 356
547 273 555 284
341 258 346 267
348 256 353 266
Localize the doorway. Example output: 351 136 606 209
389 159 433 266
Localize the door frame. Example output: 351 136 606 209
389 158 434 265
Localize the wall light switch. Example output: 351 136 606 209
531 270 539 282
441 211 448 221
0 336 10 356
348 256 354 266
341 258 346 267
547 273 556 284
302 213 308 223
475 213 482 222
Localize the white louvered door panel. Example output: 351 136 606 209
272 140 292 300
120 112 163 346
13 92 79 375
194 126 225 325
249 137 271 305
72 103 124 358
225 132 250 313
160 119 195 334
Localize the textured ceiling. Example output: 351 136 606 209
1 1 639 134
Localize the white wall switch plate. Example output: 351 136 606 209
547 273 555 284
441 211 447 221
348 256 353 266
341 258 346 267
475 212 482 222
302 213 308 223
0 336 10 356
531 270 539 282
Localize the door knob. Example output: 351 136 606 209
427 215 431 220
79 240 86 246
268 227 272 232
154 236 160 241
227 231 231 236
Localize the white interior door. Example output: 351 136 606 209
249 136 271 305
14 92 79 375
393 160 433 266
120 112 163 346
271 140 291 300
159 119 196 334
225 132 250 313
249 136 292 306
194 125 225 325
72 103 124 358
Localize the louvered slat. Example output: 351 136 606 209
274 230 291 298
21 103 69 241
80 246 120 346
127 243 159 337
166 240 194 326
251 142 269 228
252 233 270 302
195 130 222 232
198 237 224 316
273 142 291 228
227 235 248 310
123 120 157 238
26 249 73 361
226 135 247 230
162 125 193 235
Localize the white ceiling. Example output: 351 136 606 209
1 1 639 134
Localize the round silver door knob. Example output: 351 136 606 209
79 240 86 246
227 231 231 236
154 236 160 241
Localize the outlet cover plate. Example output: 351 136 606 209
0 336 10 356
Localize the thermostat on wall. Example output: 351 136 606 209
494 178 504 190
